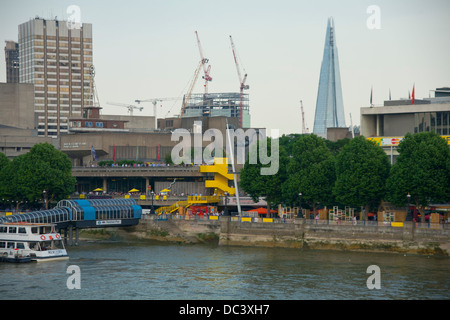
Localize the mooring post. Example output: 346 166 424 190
68 225 73 246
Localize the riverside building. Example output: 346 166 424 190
18 17 93 138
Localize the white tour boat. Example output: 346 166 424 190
0 222 69 262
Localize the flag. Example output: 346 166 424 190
370 86 373 105
113 145 116 162
91 145 98 161
408 91 411 100
411 84 415 105
389 89 391 100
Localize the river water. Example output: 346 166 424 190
0 240 448 301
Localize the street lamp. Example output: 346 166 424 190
406 192 411 221
43 190 47 210
224 192 229 216
151 191 155 214
298 192 303 218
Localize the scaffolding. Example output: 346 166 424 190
182 92 250 127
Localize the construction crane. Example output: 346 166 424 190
106 102 143 116
180 60 203 119
229 35 249 128
195 31 212 94
135 97 181 129
300 100 309 134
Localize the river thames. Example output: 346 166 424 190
0 240 448 301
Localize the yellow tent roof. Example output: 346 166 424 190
128 188 139 192
160 189 171 192
93 188 103 192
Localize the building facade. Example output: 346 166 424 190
18 17 93 137
313 17 346 138
4 41 19 83
361 88 450 163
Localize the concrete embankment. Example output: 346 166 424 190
114 216 450 256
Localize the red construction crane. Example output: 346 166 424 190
229 35 249 128
195 31 212 94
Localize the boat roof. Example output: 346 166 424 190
0 222 56 226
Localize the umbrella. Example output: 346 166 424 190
247 207 277 214
128 188 139 192
93 188 103 192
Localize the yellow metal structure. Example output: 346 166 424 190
156 195 220 215
200 158 236 195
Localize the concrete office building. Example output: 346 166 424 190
18 17 93 137
0 82 57 158
4 41 19 83
360 87 450 162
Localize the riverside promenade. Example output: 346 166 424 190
120 214 450 256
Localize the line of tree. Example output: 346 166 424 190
0 143 76 211
240 132 450 222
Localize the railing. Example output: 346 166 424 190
144 214 449 230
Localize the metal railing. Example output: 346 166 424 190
143 213 449 230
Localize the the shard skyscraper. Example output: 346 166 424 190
313 17 346 138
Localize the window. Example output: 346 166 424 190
16 243 25 250
0 242 5 248
8 227 17 234
0 227 7 233
96 122 103 128
85 121 92 127
18 227 26 234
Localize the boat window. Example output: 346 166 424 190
29 242 39 250
16 243 25 249
0 241 5 248
8 227 17 234
18 227 27 234
31 227 39 234
7 242 15 249
0 227 7 233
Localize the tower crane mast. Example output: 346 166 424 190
195 31 212 94
135 97 181 129
106 102 143 116
300 100 309 134
229 35 248 128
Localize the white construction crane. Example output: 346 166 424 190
106 102 143 116
135 97 181 128
195 31 212 94
300 100 309 134
229 35 249 128
180 60 203 119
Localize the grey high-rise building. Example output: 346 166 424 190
5 41 19 83
313 17 346 138
18 17 93 137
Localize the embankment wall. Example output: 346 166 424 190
120 217 450 256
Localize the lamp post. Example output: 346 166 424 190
406 192 411 221
43 190 47 210
224 192 229 216
151 191 155 215
298 192 303 218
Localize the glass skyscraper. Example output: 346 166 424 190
313 17 346 138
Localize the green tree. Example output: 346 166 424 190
385 132 450 222
0 143 76 210
282 134 336 217
240 138 287 214
333 136 390 220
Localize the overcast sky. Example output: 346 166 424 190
1 0 449 136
